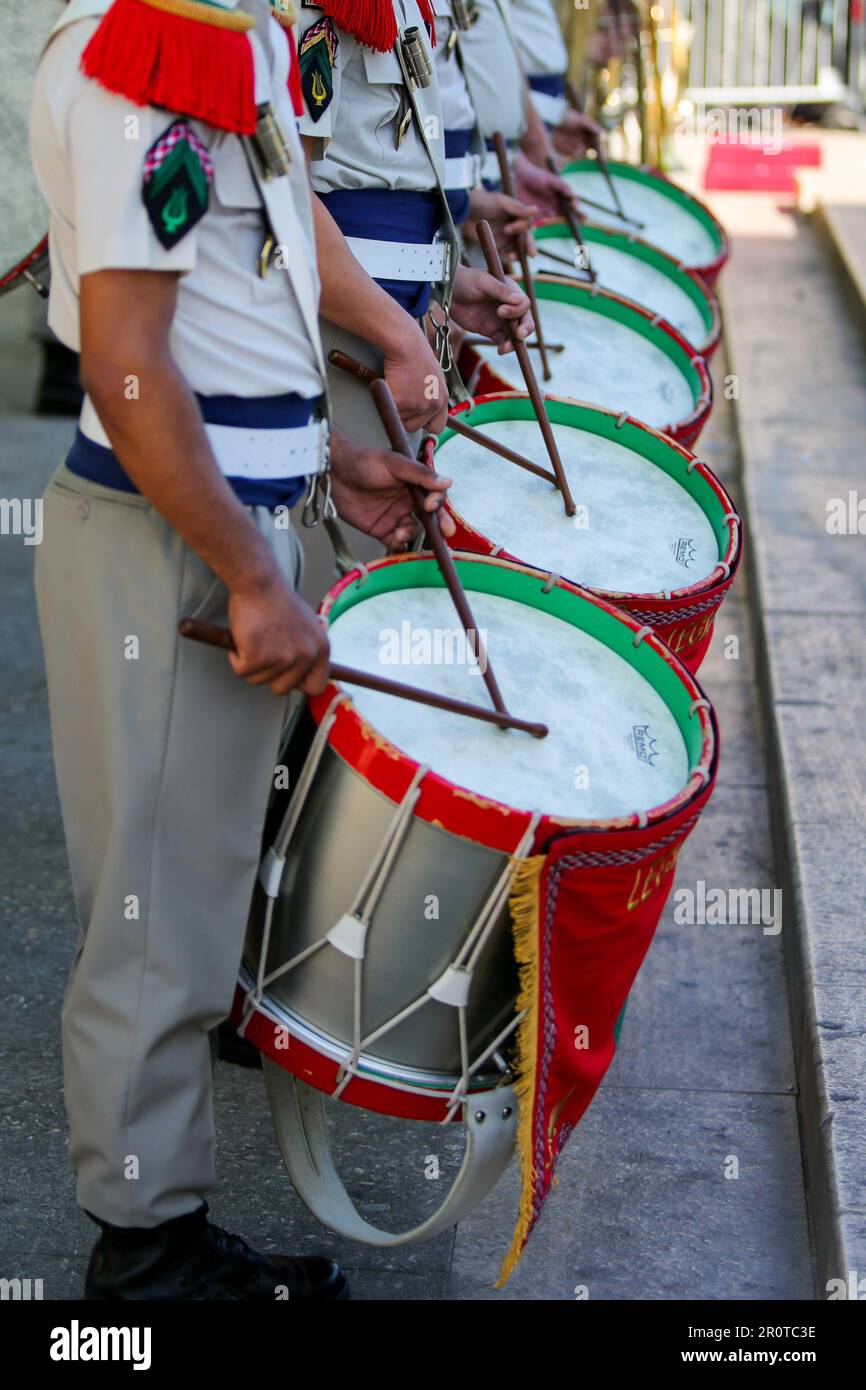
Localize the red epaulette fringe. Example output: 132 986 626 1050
81 0 258 135
315 0 435 54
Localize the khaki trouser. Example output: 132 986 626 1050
35 462 303 1228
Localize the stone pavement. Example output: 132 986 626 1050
0 277 815 1296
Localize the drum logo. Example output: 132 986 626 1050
627 724 658 765
670 537 697 568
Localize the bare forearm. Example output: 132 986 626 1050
519 80 551 165
83 350 278 595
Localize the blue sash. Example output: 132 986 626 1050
444 128 474 225
66 393 323 510
528 74 566 98
320 188 443 317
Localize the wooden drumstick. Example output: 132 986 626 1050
461 335 567 353
328 349 558 487
543 152 598 282
446 415 558 485
368 375 510 719
475 220 576 517
177 620 548 739
492 133 552 382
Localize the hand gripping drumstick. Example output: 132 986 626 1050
177 620 548 738
492 133 553 382
475 220 576 517
331 353 560 488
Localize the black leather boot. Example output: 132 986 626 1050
84 1204 349 1301
214 1017 262 1070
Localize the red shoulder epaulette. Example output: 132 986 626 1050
82 0 258 135
311 0 435 55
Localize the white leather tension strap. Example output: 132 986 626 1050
344 236 449 283
264 1062 518 1246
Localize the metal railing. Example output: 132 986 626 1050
682 0 866 107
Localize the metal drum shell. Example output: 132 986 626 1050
531 218 723 360
560 159 730 286
235 554 718 1122
458 275 714 450
436 394 743 674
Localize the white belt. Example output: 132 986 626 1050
344 237 449 283
80 397 328 483
530 89 569 127
443 152 482 190
481 150 504 184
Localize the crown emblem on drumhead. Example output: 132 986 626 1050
627 725 659 766
670 536 697 568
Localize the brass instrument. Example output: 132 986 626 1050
560 1 693 169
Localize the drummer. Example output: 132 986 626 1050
510 0 603 162
432 0 537 261
454 0 588 222
30 0 456 1301
296 0 533 438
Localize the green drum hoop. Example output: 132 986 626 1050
435 394 742 671
561 158 729 284
462 274 712 447
531 219 722 359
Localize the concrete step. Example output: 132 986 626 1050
813 201 866 343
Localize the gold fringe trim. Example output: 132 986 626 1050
495 851 546 1289
271 1 299 27
138 0 257 32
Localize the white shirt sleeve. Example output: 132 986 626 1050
65 78 200 277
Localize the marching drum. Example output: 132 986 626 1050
233 552 718 1246
560 159 730 286
435 394 742 672
0 1 64 296
531 219 722 360
460 275 713 448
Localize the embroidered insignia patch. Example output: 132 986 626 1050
299 17 338 122
142 121 214 250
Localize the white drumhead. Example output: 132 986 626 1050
534 235 707 349
0 2 64 281
563 169 717 266
438 417 719 593
328 588 689 820
473 298 695 428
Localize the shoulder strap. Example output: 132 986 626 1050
43 0 111 52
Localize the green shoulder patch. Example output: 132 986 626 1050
299 17 338 122
142 122 214 250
